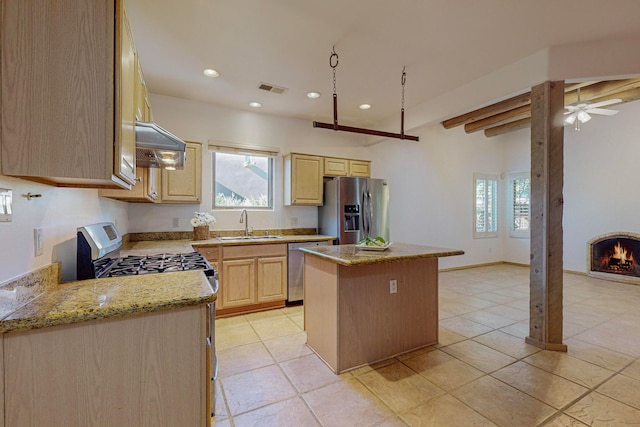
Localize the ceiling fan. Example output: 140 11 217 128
564 88 622 130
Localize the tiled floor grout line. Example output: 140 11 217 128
214 266 640 426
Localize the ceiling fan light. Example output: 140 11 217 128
564 113 577 125
577 110 592 123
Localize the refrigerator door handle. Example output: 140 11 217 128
361 190 368 238
367 191 373 237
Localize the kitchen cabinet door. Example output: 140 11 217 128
349 160 371 177
284 153 323 206
3 307 207 427
324 157 349 177
98 166 159 202
161 142 202 203
221 259 255 308
257 256 287 302
115 5 137 185
217 244 287 316
0 0 136 189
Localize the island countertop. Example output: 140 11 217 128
300 242 464 266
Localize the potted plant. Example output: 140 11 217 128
191 211 216 240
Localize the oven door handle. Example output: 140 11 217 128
210 276 219 295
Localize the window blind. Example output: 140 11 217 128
208 140 280 157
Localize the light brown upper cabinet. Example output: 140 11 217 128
348 159 371 177
98 166 160 202
324 157 349 177
284 153 323 206
98 47 161 202
161 142 202 203
324 157 371 178
0 0 136 189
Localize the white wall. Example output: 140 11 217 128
128 94 370 233
501 101 640 273
0 175 129 283
368 122 506 269
3 94 638 284
500 127 532 265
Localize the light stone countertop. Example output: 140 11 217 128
0 270 214 334
300 243 464 266
0 234 334 334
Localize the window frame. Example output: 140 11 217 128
473 173 499 239
211 150 275 210
508 172 531 239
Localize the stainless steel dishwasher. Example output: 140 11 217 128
287 240 329 304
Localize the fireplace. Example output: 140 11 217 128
588 233 640 284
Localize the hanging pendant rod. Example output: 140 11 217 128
312 48 419 142
313 120 419 141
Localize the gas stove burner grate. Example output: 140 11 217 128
101 251 214 277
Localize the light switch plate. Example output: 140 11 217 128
0 188 12 222
34 228 43 256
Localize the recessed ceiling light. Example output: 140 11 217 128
249 102 262 108
359 104 372 110
307 91 321 99
203 68 219 78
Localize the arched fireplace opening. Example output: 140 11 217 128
588 233 640 284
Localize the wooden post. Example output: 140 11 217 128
526 81 567 352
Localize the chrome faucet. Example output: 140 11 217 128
239 209 251 236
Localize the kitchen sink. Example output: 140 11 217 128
217 235 283 241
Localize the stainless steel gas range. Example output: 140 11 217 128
76 222 219 417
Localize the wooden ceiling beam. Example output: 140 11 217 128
443 79 640 133
563 79 640 105
464 105 530 133
441 92 531 129
482 86 640 138
484 118 531 137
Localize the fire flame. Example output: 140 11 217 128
612 242 633 264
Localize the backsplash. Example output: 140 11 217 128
128 228 318 241
0 263 61 319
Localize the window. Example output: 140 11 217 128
473 173 498 238
509 173 530 238
212 151 274 209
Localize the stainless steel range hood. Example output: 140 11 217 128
135 121 186 170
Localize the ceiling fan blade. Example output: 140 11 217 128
587 108 619 116
564 106 579 112
588 98 622 109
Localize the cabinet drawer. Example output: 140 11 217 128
223 244 287 259
197 246 220 261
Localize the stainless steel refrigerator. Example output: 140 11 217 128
318 177 390 244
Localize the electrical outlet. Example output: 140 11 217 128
34 228 43 257
389 279 397 294
172 218 180 228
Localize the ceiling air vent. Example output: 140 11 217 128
258 82 287 94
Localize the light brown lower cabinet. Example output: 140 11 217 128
2 306 208 427
218 244 287 316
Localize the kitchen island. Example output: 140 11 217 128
301 243 463 373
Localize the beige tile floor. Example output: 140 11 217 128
212 265 640 426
